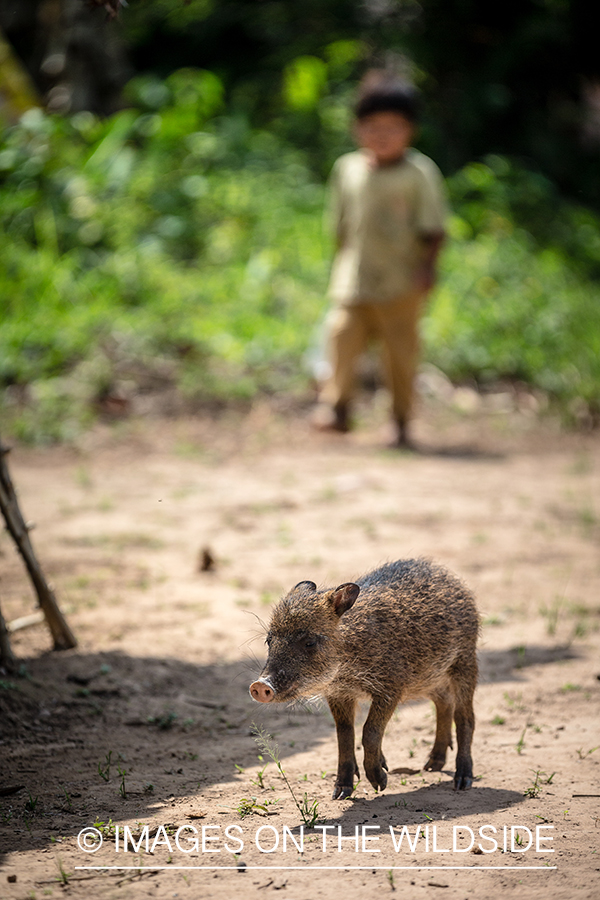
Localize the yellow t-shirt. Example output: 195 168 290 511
327 148 448 305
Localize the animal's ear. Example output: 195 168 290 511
293 580 317 592
330 583 360 617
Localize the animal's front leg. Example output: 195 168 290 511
361 697 397 793
328 696 358 799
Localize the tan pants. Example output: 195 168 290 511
319 293 425 424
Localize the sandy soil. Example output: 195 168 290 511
1 398 599 900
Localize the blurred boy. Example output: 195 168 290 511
314 72 447 448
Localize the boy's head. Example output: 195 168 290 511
354 71 419 166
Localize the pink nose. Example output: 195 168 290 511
249 680 274 703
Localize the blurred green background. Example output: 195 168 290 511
1 0 599 440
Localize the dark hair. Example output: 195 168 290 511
354 71 420 123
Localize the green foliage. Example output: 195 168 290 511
283 56 328 112
0 73 330 440
7 0 600 204
1 69 600 441
116 1 600 206
426 156 600 413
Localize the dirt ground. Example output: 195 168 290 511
1 395 599 900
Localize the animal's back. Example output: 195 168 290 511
335 558 479 698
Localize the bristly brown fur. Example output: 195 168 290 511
251 558 479 798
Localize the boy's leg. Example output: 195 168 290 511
372 292 425 445
315 305 370 431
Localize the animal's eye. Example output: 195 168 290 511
305 638 317 649
266 635 272 646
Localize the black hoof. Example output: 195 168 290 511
424 753 446 772
453 773 473 790
332 784 354 800
366 767 388 793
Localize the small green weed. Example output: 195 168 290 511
516 725 527 755
503 691 524 711
148 711 178 729
540 598 562 637
94 818 116 836
98 751 112 782
523 770 542 799
236 796 278 818
252 723 320 827
55 858 71 886
576 746 598 759
25 793 39 814
118 767 127 799
298 792 319 828
483 615 503 626
250 757 269 789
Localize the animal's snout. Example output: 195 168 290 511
249 679 275 703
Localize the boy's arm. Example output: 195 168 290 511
326 158 347 249
415 229 445 292
412 156 448 292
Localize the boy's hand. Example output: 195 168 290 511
414 265 437 292
416 231 445 292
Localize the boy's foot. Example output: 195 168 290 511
388 420 416 451
311 402 350 434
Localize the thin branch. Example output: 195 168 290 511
0 440 76 651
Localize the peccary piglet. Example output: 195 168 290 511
250 559 479 799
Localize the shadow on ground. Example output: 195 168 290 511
479 644 578 683
293 783 524 832
0 641 573 861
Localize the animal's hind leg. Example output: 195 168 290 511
453 656 477 790
424 690 454 772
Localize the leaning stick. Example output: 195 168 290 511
0 440 76 651
0 597 17 671
7 610 45 633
